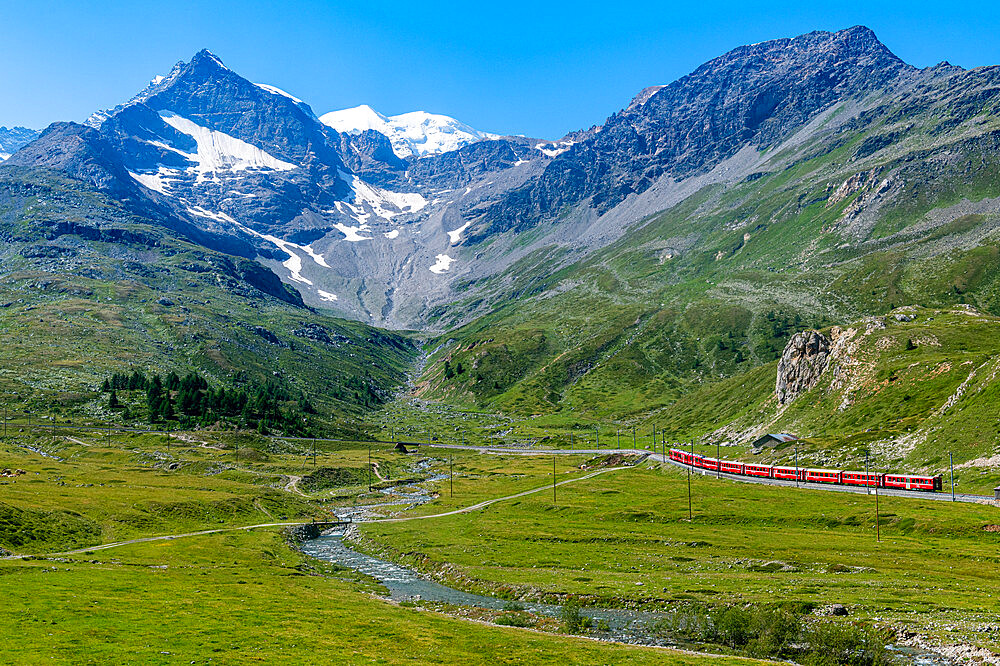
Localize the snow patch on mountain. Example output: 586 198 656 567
535 140 576 158
302 244 330 267
129 168 177 195
332 222 372 242
429 254 455 274
317 290 338 302
186 206 238 224
333 170 427 228
255 83 306 105
159 111 296 182
384 229 400 239
320 104 498 158
0 153 10 162
447 221 471 244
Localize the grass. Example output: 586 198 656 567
359 455 1000 651
0 529 760 664
0 428 761 663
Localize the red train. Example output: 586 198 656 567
668 449 942 492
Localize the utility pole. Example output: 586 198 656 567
553 453 556 504
450 453 454 498
875 468 881 543
570 432 574 449
616 428 620 448
632 426 636 448
312 438 316 467
950 452 955 501
3 406 6 438
688 439 694 519
687 461 693 520
796 441 800 488
717 441 721 479
595 426 599 450
368 446 372 491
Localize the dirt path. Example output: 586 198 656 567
1 522 305 560
283 475 305 496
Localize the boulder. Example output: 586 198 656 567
776 330 832 404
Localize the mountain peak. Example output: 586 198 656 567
190 49 229 70
320 105 498 158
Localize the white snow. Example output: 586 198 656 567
317 290 338 302
159 111 296 182
384 229 400 239
203 51 229 71
429 253 455 274
261 235 312 285
186 206 238 224
151 75 166 85
320 104 499 158
255 83 306 105
226 217 319 286
332 222 372 242
129 168 177 195
535 140 576 158
447 221 471 244
332 170 427 231
303 244 330 267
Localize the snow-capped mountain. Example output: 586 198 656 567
4 49 548 326
0 126 40 161
320 104 498 158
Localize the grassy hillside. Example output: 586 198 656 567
0 168 417 434
416 80 1000 454
649 307 1000 485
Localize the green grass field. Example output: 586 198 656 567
359 452 1000 652
0 429 763 664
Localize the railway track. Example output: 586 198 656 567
422 443 995 504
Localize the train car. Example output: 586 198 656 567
668 448 682 462
744 463 772 477
883 474 943 491
841 471 880 488
700 457 720 472
771 465 804 481
804 468 843 484
719 459 744 474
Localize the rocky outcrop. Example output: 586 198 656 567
776 330 832 404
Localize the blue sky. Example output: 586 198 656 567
3 0 1000 139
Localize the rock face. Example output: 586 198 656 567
473 26 912 239
776 330 832 404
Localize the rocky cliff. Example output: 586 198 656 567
776 330 832 404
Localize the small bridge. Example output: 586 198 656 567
294 517 353 540
310 517 353 530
